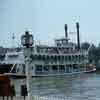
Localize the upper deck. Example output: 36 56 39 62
34 45 88 56
32 23 87 56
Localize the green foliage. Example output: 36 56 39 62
81 42 90 50
81 42 100 63
88 44 100 63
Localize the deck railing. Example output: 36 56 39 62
0 96 88 100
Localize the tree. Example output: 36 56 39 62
81 42 90 50
88 44 100 63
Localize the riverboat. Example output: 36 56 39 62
2 23 96 77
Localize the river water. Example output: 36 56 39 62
13 71 100 99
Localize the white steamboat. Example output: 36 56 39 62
4 23 96 77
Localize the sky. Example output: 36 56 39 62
0 0 100 47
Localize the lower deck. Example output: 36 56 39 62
0 63 95 77
32 64 95 76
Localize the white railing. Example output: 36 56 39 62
0 96 89 100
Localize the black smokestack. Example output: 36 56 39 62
76 22 80 49
64 24 68 38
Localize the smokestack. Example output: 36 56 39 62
64 24 68 38
76 22 80 49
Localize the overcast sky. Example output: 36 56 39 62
0 0 100 47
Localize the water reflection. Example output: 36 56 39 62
31 74 82 97
13 72 100 99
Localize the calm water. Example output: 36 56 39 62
13 71 100 99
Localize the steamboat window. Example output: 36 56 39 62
73 55 77 62
42 55 45 61
38 55 41 60
79 55 81 62
52 65 58 71
72 55 74 62
43 66 49 71
50 56 54 63
81 55 85 60
73 64 77 69
60 56 64 64
65 56 71 62
36 55 40 60
69 56 71 61
51 55 57 63
36 65 42 71
65 56 68 62
45 55 49 64
32 55 38 61
59 65 65 72
54 56 57 63
76 55 79 61
58 56 60 62
65 65 70 72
